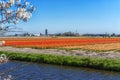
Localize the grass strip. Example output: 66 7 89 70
0 51 120 71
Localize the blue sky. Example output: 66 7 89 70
18 0 120 34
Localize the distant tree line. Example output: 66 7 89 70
82 33 120 37
55 31 79 36
13 32 120 37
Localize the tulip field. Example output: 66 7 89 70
1 37 120 50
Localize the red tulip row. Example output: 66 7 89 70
1 37 120 48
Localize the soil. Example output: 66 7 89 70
0 47 120 59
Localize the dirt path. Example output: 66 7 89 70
0 47 120 59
